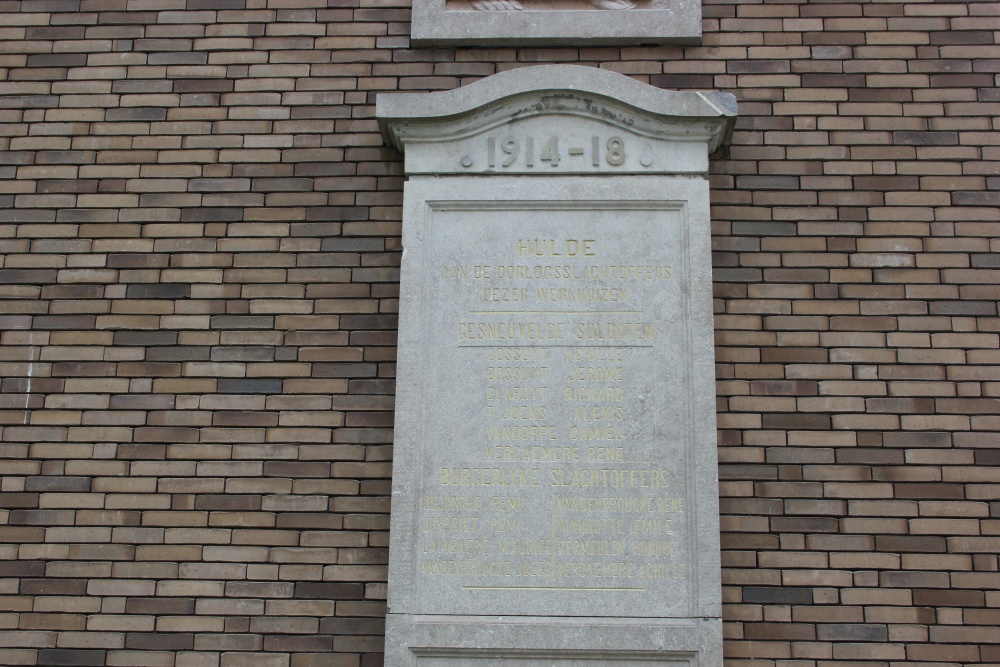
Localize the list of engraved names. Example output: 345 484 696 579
416 210 692 611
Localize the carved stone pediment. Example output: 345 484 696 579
378 66 737 176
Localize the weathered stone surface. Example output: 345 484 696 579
410 0 702 46
378 65 736 176
379 65 731 666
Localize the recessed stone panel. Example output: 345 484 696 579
388 177 717 622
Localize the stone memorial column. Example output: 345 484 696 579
377 65 736 667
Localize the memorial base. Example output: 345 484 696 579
386 614 722 666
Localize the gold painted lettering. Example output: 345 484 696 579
569 425 624 441
485 425 558 441
657 497 684 513
441 467 541 487
487 366 548 381
422 495 482 512
564 386 624 402
572 406 624 422
575 322 654 341
483 287 529 302
516 239 597 258
498 405 548 421
484 445 579 462
490 517 522 532
567 367 623 382
633 518 673 535
421 516 480 532
586 447 624 461
632 541 676 557
458 322 565 341
487 385 549 402
636 562 686 579
549 468 669 488
490 495 523 511
487 347 548 362
552 496 655 513
422 537 490 554
536 287 626 303
564 347 623 363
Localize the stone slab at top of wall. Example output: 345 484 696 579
410 0 702 46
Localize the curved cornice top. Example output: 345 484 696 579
378 65 737 154
377 65 738 175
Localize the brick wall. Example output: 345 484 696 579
0 0 998 665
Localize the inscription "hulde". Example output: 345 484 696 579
517 238 596 257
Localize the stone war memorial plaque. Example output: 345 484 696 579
378 66 736 666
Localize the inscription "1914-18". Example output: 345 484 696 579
484 135 631 169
